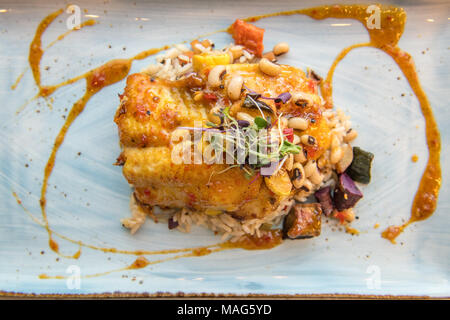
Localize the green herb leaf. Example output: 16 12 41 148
254 116 268 129
280 140 301 156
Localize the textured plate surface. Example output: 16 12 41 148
0 0 449 296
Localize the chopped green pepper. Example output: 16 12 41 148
346 146 374 184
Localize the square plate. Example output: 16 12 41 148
0 0 449 297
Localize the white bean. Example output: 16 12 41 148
304 160 317 178
301 134 316 146
288 117 309 130
336 144 353 173
208 65 226 88
294 148 307 164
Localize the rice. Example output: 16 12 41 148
141 45 194 81
170 199 294 242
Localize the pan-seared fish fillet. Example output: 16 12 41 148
115 63 330 220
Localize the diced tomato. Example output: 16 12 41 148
308 79 317 93
283 128 294 143
230 19 264 57
334 211 346 224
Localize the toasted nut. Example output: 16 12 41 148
288 117 309 131
208 65 227 88
336 143 353 173
259 58 281 76
227 75 244 100
344 129 358 142
301 135 316 146
236 112 254 123
273 42 289 56
292 162 306 189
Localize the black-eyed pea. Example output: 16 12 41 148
291 162 306 189
301 134 316 146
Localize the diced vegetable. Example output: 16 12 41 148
346 146 374 184
192 52 230 72
274 92 292 104
333 173 363 211
254 116 268 129
230 19 265 57
264 168 292 196
314 186 334 216
283 203 322 239
282 128 294 143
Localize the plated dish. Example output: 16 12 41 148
116 19 374 245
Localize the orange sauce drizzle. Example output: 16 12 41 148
14 3 441 278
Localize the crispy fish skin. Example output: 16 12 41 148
115 64 330 220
